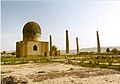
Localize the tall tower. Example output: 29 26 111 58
66 30 69 53
76 37 79 53
50 35 52 56
96 31 101 53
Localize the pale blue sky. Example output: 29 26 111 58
1 0 120 51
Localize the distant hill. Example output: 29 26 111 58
60 46 120 54
2 46 120 55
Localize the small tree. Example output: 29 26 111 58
1 51 6 56
106 48 110 52
1 51 6 54
111 48 117 53
11 52 16 56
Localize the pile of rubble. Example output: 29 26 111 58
1 76 28 84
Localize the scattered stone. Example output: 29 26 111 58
1 76 28 84
38 71 45 73
1 70 13 74
20 79 28 84
70 79 74 83
104 78 108 81
1 76 18 84
68 68 74 71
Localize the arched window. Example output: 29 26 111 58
33 45 37 51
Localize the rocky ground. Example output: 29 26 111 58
1 63 120 84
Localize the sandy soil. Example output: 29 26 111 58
1 63 120 84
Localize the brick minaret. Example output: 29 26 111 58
50 35 52 56
66 30 69 53
96 31 101 53
76 37 79 53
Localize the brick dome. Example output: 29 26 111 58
23 21 41 35
22 21 41 41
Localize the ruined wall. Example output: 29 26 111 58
40 42 49 56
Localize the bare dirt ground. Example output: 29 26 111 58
1 63 120 84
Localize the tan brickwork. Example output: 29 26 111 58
16 21 49 57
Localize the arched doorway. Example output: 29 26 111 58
33 45 37 51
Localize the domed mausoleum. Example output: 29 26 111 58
16 21 49 57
